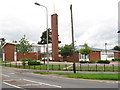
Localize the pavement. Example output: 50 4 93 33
1 66 119 89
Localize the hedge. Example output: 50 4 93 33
97 60 110 64
112 59 120 61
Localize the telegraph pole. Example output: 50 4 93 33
70 4 76 74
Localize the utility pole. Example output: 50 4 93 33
70 4 76 74
105 43 107 60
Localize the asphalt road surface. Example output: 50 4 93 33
1 66 118 89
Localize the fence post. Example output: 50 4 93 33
52 64 53 70
40 64 41 70
46 64 47 70
104 64 105 72
28 65 30 69
66 64 67 71
112 64 114 72
34 65 35 70
24 63 25 69
16 61 17 68
19 62 20 68
79 63 81 71
10 61 11 67
59 64 60 70
5 61 6 66
96 64 97 72
88 64 89 71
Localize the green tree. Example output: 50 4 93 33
38 28 61 44
79 43 92 60
16 35 32 53
112 45 120 51
0 38 6 55
0 38 6 46
12 40 17 43
38 28 52 44
59 45 73 60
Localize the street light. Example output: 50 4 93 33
105 43 107 60
34 2 49 72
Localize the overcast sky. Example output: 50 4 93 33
0 0 119 49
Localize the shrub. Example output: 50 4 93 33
21 58 34 66
80 61 88 63
88 61 95 63
112 59 120 61
97 60 110 64
21 59 27 66
41 59 47 61
28 60 41 65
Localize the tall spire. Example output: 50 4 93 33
53 0 56 14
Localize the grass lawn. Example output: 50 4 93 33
34 71 119 80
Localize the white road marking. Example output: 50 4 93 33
0 74 10 77
10 73 15 74
18 84 42 86
3 82 22 89
23 79 62 88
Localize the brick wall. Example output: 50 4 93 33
17 52 42 61
114 52 120 59
4 43 15 61
59 53 79 62
89 51 101 61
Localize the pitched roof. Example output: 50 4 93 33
1 43 16 48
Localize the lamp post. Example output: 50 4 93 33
34 2 49 72
70 4 76 74
105 43 107 60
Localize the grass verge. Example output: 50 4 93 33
34 71 119 80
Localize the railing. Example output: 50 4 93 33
1 61 119 72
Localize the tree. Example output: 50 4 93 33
12 40 17 43
38 28 61 44
38 28 52 44
0 38 6 54
79 43 92 60
16 35 32 53
0 38 6 46
112 45 120 51
59 45 73 60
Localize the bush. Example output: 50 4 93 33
41 59 47 61
88 61 95 63
80 61 88 63
21 58 34 66
112 59 120 61
21 59 27 66
97 60 110 64
28 60 41 65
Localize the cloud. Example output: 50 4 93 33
0 0 118 49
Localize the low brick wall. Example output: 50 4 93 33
59 53 79 62
17 52 42 61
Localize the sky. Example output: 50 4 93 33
0 0 119 49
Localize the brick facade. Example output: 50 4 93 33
2 43 42 61
51 14 59 61
89 51 101 61
114 52 120 59
3 43 15 61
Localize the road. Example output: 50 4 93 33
1 66 118 89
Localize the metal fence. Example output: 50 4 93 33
1 61 119 72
